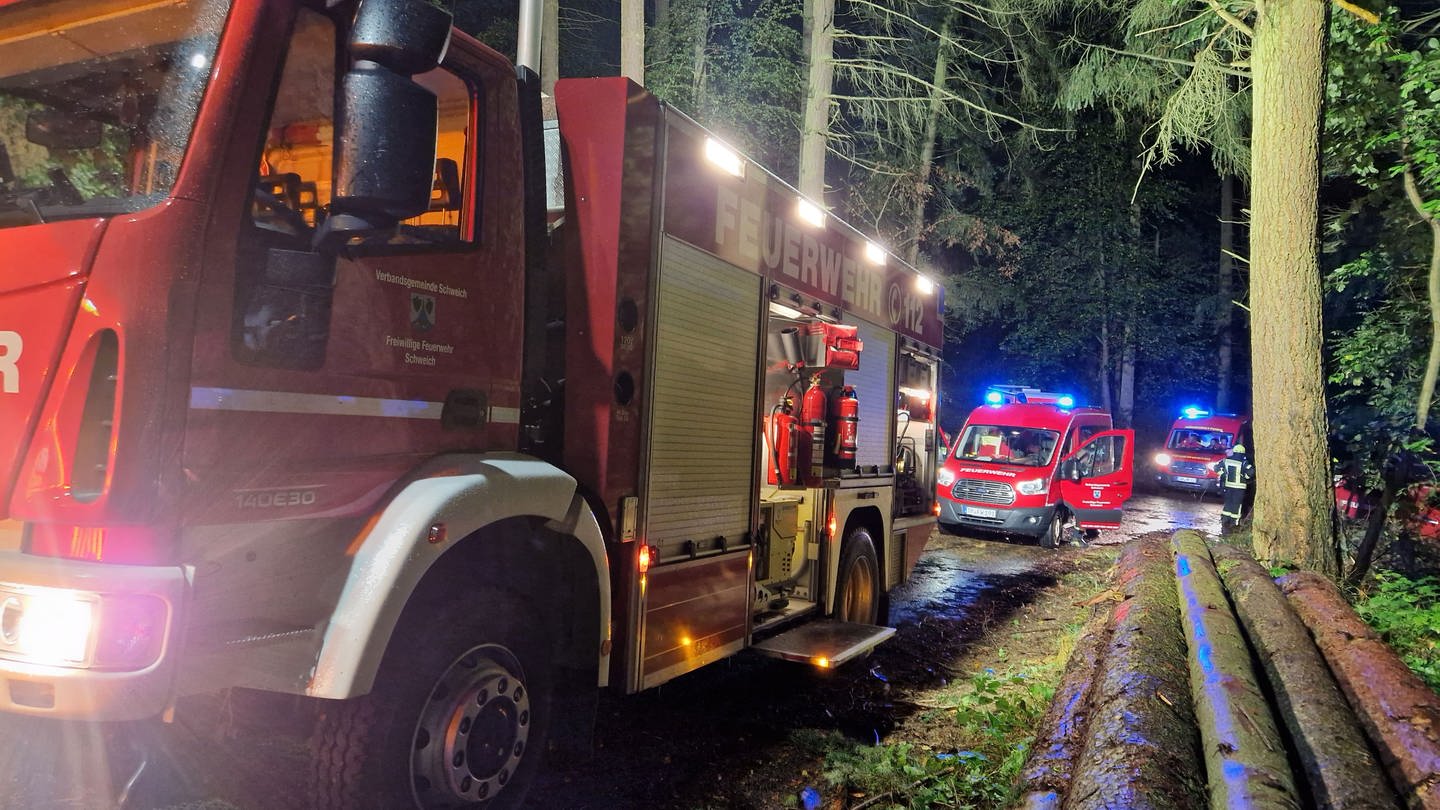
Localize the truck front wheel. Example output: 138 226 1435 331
836 527 880 625
310 593 552 810
1039 511 1064 549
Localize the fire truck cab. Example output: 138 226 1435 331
936 387 1135 548
1152 409 1249 493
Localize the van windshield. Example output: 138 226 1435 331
955 425 1059 467
0 0 228 230
1168 429 1233 452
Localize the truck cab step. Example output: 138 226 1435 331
751 620 896 668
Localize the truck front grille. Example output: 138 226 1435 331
950 479 1015 505
1172 461 1210 476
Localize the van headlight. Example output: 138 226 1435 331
937 468 956 487
1154 452 1172 467
1016 478 1049 496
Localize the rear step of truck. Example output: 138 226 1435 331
751 621 896 667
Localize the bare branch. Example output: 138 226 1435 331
1201 0 1254 38
1333 0 1380 25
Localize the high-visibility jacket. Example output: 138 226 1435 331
1220 454 1254 489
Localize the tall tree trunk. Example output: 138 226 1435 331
1119 319 1136 428
1217 174 1236 413
904 14 952 267
1404 168 1440 429
799 0 835 201
1099 315 1113 414
621 0 644 83
691 2 709 110
1248 0 1335 574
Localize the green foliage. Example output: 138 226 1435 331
1353 571 1440 691
819 668 1053 809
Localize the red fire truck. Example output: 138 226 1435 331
936 387 1136 548
1151 408 1249 493
0 1 946 806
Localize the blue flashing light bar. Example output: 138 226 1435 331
1057 395 1075 409
985 391 1004 405
1182 406 1211 419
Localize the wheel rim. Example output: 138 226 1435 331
411 644 531 807
841 551 877 623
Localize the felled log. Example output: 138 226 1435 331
1064 535 1206 810
1012 604 1114 809
1171 531 1299 808
1210 543 1397 809
1280 571 1440 810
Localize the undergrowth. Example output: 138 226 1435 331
811 668 1056 809
1353 571 1440 692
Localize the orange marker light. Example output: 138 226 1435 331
638 544 654 574
813 656 831 668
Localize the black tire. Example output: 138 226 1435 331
835 527 881 625
1039 511 1064 549
310 592 553 810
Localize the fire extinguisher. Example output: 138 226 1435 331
768 396 800 485
831 385 859 465
801 375 828 483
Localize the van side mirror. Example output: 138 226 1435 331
1061 458 1082 483
320 0 452 249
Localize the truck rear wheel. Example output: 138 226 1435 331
836 527 880 625
310 593 552 810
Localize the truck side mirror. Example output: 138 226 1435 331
1061 458 1082 483
319 0 453 249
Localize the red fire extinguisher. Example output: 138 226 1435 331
767 396 800 486
801 375 828 483
831 385 859 465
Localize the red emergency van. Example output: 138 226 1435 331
936 388 1136 547
1152 409 1250 493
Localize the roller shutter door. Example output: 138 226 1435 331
846 319 895 470
644 237 760 555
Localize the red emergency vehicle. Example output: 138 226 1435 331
0 1 946 807
1152 409 1249 493
936 387 1135 548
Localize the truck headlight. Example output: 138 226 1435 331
1154 452 1172 467
937 468 956 487
1016 478 1049 496
0 586 167 670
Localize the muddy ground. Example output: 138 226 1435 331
0 489 1221 809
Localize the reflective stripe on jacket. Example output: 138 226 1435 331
1221 456 1253 489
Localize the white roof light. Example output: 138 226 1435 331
864 241 887 265
704 137 744 178
189 53 209 70
915 275 935 295
796 198 826 228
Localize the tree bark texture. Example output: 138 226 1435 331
1210 544 1398 809
1170 532 1299 808
1119 320 1135 429
1247 0 1336 574
1279 571 1440 809
799 0 834 202
904 14 951 268
1218 174 1236 414
1014 605 1114 808
691 2 709 106
1403 168 1440 430
1099 301 1113 414
1066 536 1206 810
620 0 644 84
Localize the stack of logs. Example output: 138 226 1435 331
1014 531 1440 809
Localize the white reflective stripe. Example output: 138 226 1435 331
189 387 523 424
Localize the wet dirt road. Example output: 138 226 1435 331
0 491 1218 809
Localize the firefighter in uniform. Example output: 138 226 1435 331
1215 443 1255 535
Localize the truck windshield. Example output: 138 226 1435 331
1168 429 1233 452
0 0 228 230
955 425 1059 467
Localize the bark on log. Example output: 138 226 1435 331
1064 536 1206 810
1280 571 1440 809
1013 605 1115 809
1171 531 1300 809
1210 543 1398 809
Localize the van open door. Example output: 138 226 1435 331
1057 429 1135 529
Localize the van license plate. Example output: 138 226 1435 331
1176 476 1198 484
963 506 998 518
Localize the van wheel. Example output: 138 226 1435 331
310 593 552 810
836 527 880 625
1039 512 1064 549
